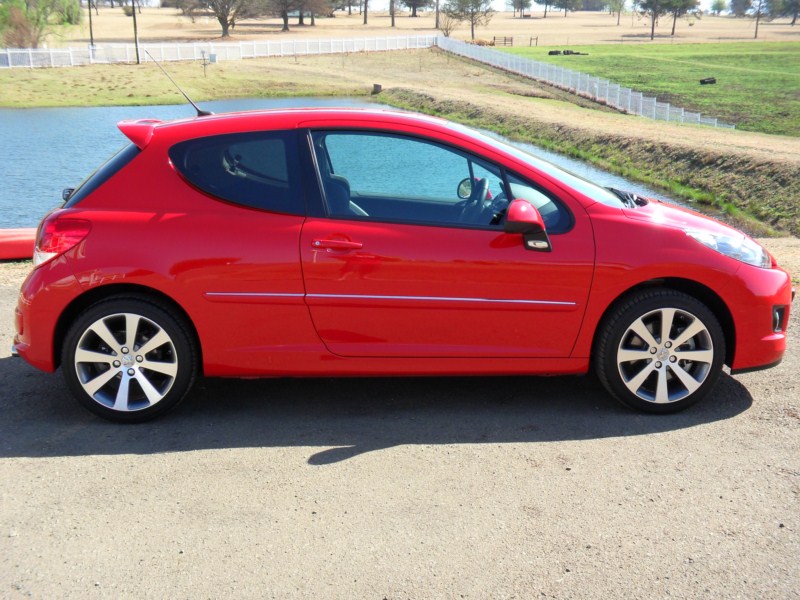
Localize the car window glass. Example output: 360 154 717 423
311 131 506 228
169 131 302 215
507 172 572 233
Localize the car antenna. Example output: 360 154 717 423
144 50 213 117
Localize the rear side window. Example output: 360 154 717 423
169 131 303 215
64 144 140 208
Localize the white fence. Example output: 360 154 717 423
1 33 733 129
0 35 437 68
437 37 735 129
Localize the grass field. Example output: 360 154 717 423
505 42 800 136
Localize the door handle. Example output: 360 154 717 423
312 239 363 251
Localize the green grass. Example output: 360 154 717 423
503 42 800 136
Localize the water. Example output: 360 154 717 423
0 97 676 228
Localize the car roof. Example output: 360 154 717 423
118 107 459 149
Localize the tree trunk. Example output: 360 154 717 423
616 9 621 25
470 18 475 39
311 12 315 25
299 11 305 25
754 0 762 38
363 0 368 24
390 0 395 26
671 9 677 35
435 0 440 28
650 11 656 39
544 4 548 18
281 11 290 31
219 17 230 37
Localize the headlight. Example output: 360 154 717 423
684 228 772 268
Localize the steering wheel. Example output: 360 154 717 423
459 178 490 224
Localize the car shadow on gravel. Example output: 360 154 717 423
0 356 753 462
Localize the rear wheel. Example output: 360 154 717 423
62 297 198 423
595 290 725 413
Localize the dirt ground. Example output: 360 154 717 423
0 239 798 598
51 8 800 47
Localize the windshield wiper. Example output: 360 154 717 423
606 187 648 208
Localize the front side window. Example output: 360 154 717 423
311 131 506 228
169 131 303 215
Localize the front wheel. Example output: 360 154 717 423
62 297 198 423
595 290 725 413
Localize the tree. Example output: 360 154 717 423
443 0 493 39
299 0 330 25
401 0 431 16
507 0 532 16
608 0 625 23
207 0 263 37
362 0 367 23
266 0 302 30
710 0 726 13
753 0 763 36
553 0 580 15
438 7 458 34
534 0 553 17
635 0 670 39
729 0 751 16
764 0 798 23
667 0 698 35
0 0 78 47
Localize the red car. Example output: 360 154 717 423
12 108 793 422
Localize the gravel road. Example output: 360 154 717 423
1 242 798 599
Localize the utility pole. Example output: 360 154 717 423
131 0 140 64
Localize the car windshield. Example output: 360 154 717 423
447 123 626 208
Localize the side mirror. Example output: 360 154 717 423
62 188 75 201
456 178 472 200
504 199 551 252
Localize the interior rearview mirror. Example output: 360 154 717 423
504 199 551 252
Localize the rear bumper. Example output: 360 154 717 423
13 258 83 373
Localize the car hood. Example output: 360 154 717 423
623 198 741 238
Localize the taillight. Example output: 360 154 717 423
33 213 91 267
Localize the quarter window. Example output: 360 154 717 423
169 131 302 215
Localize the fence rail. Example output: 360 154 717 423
2 34 733 129
437 37 734 129
0 35 437 68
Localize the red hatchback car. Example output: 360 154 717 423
13 108 793 422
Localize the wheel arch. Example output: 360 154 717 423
53 283 203 372
591 278 736 367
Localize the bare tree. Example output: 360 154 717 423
207 0 263 37
438 8 459 34
443 0 493 39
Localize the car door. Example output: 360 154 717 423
300 129 595 358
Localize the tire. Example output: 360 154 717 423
594 289 725 414
61 297 198 423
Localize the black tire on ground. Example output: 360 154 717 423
594 289 725 414
61 296 198 423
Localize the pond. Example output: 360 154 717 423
0 97 677 229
